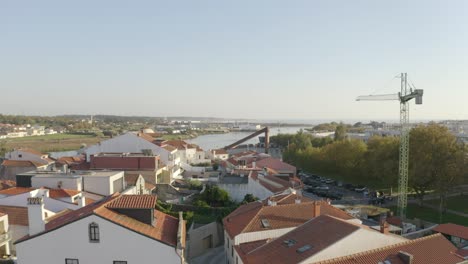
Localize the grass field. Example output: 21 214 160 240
1 133 105 153
426 194 468 214
389 204 468 226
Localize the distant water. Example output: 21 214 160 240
187 126 307 150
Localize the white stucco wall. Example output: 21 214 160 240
82 172 124 196
4 150 49 165
15 215 181 264
0 192 80 212
31 176 82 191
84 132 174 165
218 178 274 202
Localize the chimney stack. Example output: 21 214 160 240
380 220 390 234
313 201 320 216
397 251 414 264
27 197 45 236
78 195 86 208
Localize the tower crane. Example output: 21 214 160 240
356 73 423 218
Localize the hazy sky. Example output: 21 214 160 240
1 1 467 121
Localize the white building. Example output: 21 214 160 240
0 187 87 255
16 170 126 197
15 194 186 264
206 149 229 161
4 148 55 169
83 132 182 180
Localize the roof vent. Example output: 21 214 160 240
296 245 312 253
283 239 297 247
261 219 270 228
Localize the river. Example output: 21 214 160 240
187 126 307 150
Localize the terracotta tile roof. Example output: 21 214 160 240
223 201 264 239
0 205 29 226
236 239 270 257
0 187 34 196
163 145 177 152
433 223 468 240
47 188 81 198
254 157 296 172
55 156 85 166
243 215 360 264
211 149 228 155
456 248 468 259
0 180 16 190
163 140 189 150
145 182 156 191
386 216 402 227
137 133 156 143
16 194 179 246
223 200 353 239
1 160 46 168
105 194 156 209
85 197 97 206
315 233 463 264
266 193 314 205
95 205 179 246
125 174 141 186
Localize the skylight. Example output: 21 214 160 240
261 219 271 228
296 245 312 253
283 239 297 247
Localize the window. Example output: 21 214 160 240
113 262 127 264
18 154 22 158
65 259 79 264
89 222 99 242
231 246 233 257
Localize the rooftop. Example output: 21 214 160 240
241 215 360 264
1 160 47 168
433 223 468 240
223 198 353 239
106 194 156 209
20 170 122 178
315 233 463 264
16 194 179 246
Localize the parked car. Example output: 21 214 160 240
315 185 330 190
325 179 335 184
354 186 367 192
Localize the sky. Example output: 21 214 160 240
0 0 467 122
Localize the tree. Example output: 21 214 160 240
334 123 347 141
197 185 231 207
241 194 259 204
0 141 7 158
409 124 466 211
363 136 399 187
